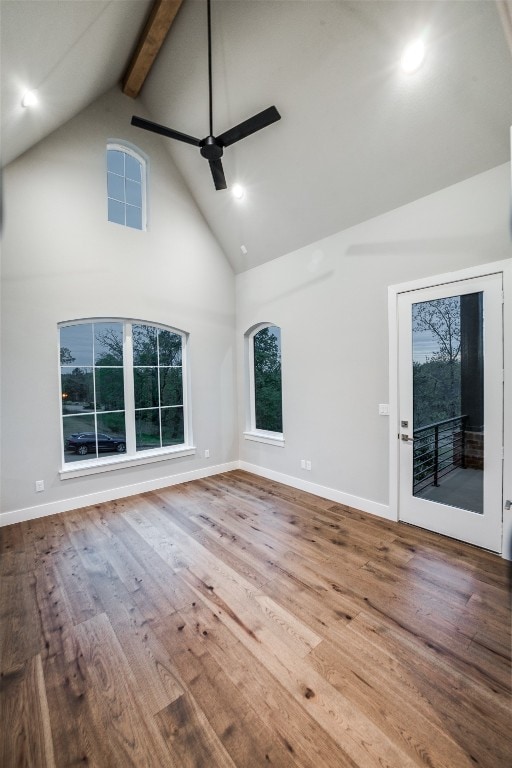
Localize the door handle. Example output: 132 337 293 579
401 434 414 442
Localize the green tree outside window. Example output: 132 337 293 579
253 326 282 433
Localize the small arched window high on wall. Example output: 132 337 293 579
244 323 284 446
106 143 146 230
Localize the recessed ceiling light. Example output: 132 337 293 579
240 245 248 254
21 90 38 108
400 39 425 74
232 184 245 200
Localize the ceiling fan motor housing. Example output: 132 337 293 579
200 136 223 160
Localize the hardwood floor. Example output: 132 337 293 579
1 470 510 767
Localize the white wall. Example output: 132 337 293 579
1 88 237 522
236 163 511 521
2 92 510 557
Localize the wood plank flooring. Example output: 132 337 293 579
1 469 510 767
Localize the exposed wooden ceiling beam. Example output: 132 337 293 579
123 0 184 99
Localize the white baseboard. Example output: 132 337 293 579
5 458 507 561
0 460 393 528
239 462 395 521
0 461 239 527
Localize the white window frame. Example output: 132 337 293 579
243 322 284 447
58 318 194 479
106 141 148 231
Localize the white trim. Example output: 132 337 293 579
1 461 238 528
502 257 512 560
2 460 392 528
182 331 192 447
239 461 393 520
243 430 285 447
388 258 512 558
388 260 509 296
60 445 196 479
388 284 400 523
247 325 257 430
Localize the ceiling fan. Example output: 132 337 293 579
131 0 281 191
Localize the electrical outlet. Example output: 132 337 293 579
306 460 312 471
35 480 44 492
204 449 210 458
300 459 306 469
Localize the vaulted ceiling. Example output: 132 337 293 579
2 0 512 272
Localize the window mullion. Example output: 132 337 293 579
123 323 136 455
91 324 99 457
156 332 163 448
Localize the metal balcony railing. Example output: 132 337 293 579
413 415 467 495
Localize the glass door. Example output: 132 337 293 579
398 273 503 552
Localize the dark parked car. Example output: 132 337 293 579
66 432 126 456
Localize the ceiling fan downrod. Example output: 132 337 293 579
207 0 213 138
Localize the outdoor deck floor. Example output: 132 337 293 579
416 467 483 514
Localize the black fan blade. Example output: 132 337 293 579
208 158 227 190
131 116 201 147
217 106 281 148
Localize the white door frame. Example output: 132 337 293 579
388 259 512 559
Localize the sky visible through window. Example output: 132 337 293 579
60 323 94 364
60 322 122 365
412 296 462 364
413 329 442 363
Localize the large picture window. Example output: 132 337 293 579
244 323 284 445
60 320 190 468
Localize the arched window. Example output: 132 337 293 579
59 319 192 470
106 143 146 230
244 323 284 445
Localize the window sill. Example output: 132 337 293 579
243 431 285 447
60 445 196 480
